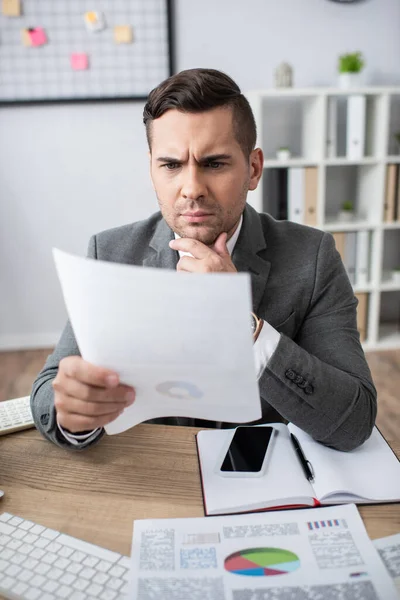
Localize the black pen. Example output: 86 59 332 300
290 433 315 482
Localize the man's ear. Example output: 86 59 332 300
248 148 264 191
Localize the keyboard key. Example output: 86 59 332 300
42 552 58 565
0 575 14 589
57 584 71 598
83 554 99 568
18 542 34 555
19 520 35 531
12 581 28 595
73 577 90 591
80 566 96 579
47 541 62 553
0 534 12 546
8 516 24 526
42 528 60 540
58 545 75 558
69 592 88 600
30 524 46 535
35 561 51 575
18 568 34 582
94 572 109 585
31 547 46 560
54 557 71 570
31 573 46 587
47 566 63 580
0 512 13 522
8 538 23 551
5 563 21 577
10 552 26 565
66 562 83 575
109 564 126 578
0 522 15 535
100 589 117 600
43 579 60 593
60 572 76 586
22 557 39 571
34 536 50 548
13 528 28 540
25 588 41 600
1 548 14 560
96 559 113 572
86 582 104 596
108 576 124 590
24 532 39 544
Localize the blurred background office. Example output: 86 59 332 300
0 0 399 438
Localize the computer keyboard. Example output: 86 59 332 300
0 396 34 436
0 513 130 599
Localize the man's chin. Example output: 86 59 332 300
174 223 219 246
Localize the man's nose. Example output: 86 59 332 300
181 166 207 200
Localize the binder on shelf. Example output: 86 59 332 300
288 168 304 224
396 165 400 222
332 232 346 263
355 230 370 287
326 96 337 158
344 232 357 285
346 95 366 160
277 168 288 220
304 167 318 226
355 292 368 342
384 164 398 223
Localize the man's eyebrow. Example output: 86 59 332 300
156 153 233 163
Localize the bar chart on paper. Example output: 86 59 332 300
224 547 301 576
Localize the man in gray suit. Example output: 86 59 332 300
31 68 376 452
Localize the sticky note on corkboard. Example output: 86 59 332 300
114 25 133 44
2 0 21 17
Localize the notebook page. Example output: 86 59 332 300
197 423 314 515
288 425 400 503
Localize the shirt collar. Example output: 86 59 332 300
174 215 243 258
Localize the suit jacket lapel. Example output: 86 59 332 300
143 217 178 270
232 205 271 314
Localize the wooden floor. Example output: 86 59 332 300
0 348 399 440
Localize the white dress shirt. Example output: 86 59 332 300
59 217 280 444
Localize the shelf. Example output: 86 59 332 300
263 159 319 168
382 222 400 230
247 87 400 98
380 281 400 291
323 220 372 231
385 156 400 163
324 158 378 166
353 284 373 293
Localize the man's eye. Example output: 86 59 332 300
205 161 223 169
163 163 180 170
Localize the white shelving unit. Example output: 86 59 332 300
246 87 400 351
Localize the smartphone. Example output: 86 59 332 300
216 426 276 478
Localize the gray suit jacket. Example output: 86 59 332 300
31 204 376 451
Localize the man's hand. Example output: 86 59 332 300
53 356 135 433
169 232 237 273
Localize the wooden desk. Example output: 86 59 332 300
1 424 399 559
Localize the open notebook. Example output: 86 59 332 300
196 424 400 516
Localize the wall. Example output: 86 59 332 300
1 0 399 349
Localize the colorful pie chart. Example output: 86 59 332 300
224 547 300 577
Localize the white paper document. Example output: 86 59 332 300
53 249 261 434
374 533 400 597
129 503 398 599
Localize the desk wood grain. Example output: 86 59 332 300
0 425 399 559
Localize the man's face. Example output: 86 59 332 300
149 106 261 245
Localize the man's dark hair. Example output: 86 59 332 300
143 68 257 158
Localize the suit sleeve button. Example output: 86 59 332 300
304 385 314 395
285 369 295 380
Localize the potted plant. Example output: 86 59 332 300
276 146 291 160
391 267 400 284
338 52 365 89
338 201 355 222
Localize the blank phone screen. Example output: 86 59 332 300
220 427 274 472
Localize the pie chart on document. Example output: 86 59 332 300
155 381 203 400
224 547 300 577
